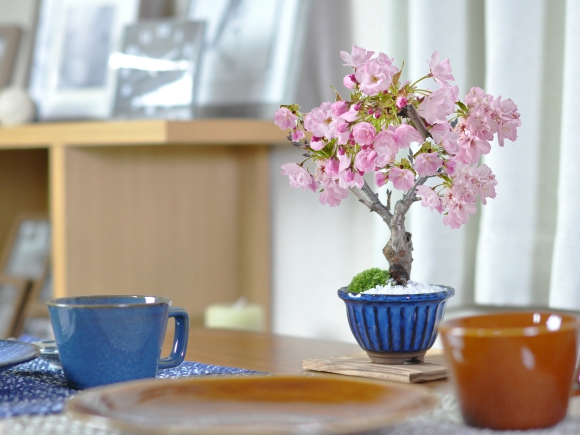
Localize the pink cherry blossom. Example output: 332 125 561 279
310 136 325 151
491 97 521 146
430 122 459 154
355 147 377 173
497 119 520 147
373 130 398 167
396 96 408 109
430 122 451 143
319 179 349 207
448 183 477 205
388 167 415 191
290 128 304 142
339 105 359 122
471 164 497 205
273 108 297 130
304 102 334 138
338 168 364 189
375 172 388 187
395 124 422 149
325 157 339 177
414 152 443 176
443 158 458 175
355 55 398 97
352 122 376 145
442 212 462 229
428 51 454 88
455 136 491 164
337 147 351 172
328 118 350 145
464 87 490 108
418 86 458 124
443 200 477 229
343 74 357 89
281 163 317 192
416 185 442 213
340 45 374 68
440 183 478 228
493 96 520 121
331 101 349 117
462 114 494 141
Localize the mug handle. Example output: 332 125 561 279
158 307 189 369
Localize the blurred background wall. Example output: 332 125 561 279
1 0 577 343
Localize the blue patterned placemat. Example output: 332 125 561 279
0 357 264 418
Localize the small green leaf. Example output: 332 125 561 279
330 85 343 101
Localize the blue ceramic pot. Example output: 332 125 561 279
338 286 454 364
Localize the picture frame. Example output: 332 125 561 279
0 214 50 281
28 0 141 120
0 0 40 89
187 0 307 118
0 26 22 88
0 275 29 339
111 19 205 120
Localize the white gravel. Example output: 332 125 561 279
356 280 445 295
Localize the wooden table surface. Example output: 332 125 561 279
166 328 450 392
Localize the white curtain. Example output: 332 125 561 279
271 0 575 342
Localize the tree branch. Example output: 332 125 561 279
350 181 393 225
392 105 433 219
406 105 431 140
350 186 373 209
398 176 430 216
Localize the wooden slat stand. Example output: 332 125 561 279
302 350 448 383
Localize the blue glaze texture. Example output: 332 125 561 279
338 287 454 354
47 295 189 389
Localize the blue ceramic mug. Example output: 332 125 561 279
47 295 189 389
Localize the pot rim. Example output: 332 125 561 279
338 286 454 302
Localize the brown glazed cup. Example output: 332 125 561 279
439 312 580 430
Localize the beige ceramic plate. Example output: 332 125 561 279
67 375 436 434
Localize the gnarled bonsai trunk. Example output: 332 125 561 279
384 224 413 285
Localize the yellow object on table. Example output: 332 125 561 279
204 297 264 331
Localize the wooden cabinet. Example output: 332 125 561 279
0 119 285 329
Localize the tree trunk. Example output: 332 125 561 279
383 210 413 285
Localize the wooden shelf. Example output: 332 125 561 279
0 119 287 148
0 119 286 330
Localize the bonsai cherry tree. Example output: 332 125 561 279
274 46 521 287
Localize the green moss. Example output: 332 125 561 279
347 268 391 293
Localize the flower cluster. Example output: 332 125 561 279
274 46 521 229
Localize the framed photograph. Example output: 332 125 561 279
187 0 307 118
0 0 40 88
28 0 141 120
111 20 205 120
0 276 29 339
0 26 21 88
0 214 50 281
